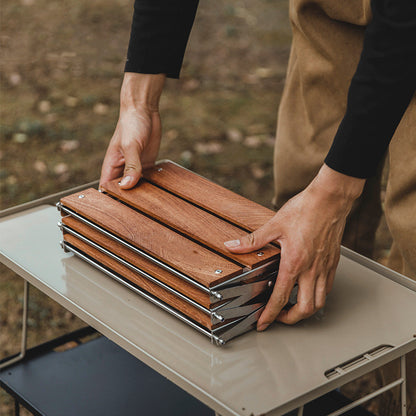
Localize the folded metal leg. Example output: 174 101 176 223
0 280 29 370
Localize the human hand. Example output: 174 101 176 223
224 164 365 331
99 73 165 189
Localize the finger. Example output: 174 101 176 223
277 270 317 325
257 271 295 331
326 249 340 294
119 142 143 189
99 144 125 189
326 262 337 294
224 219 280 254
314 273 327 311
141 112 162 170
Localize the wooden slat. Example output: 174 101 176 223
102 179 280 269
62 216 212 308
143 161 276 232
60 188 242 288
64 233 213 329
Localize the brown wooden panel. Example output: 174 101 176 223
62 216 212 308
102 179 280 269
64 233 213 329
60 188 242 287
142 161 276 232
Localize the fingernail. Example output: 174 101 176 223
224 239 240 248
257 323 269 332
119 176 132 187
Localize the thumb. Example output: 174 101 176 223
224 221 280 254
119 143 143 189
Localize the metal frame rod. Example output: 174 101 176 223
326 374 406 416
14 397 20 416
210 260 278 291
0 280 29 370
401 355 407 416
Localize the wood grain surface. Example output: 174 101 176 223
60 188 242 287
62 216 212 308
64 233 213 329
102 179 280 269
143 161 276 232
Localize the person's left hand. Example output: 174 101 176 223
224 164 365 331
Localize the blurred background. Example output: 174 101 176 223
1 0 390 414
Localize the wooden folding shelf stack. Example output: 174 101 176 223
57 161 281 345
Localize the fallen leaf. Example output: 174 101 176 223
165 129 179 141
53 163 68 175
194 142 223 154
33 160 47 173
65 96 78 107
38 100 51 113
9 73 22 86
12 133 28 143
255 67 274 79
182 79 200 92
226 128 243 143
60 140 79 153
93 103 109 115
251 164 266 179
244 136 262 148
45 113 58 124
6 175 17 185
179 150 193 167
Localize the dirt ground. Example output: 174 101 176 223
1 0 394 414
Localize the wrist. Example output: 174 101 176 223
309 164 365 207
120 73 166 112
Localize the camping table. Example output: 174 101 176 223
1 181 416 416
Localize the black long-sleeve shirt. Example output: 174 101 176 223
125 0 416 179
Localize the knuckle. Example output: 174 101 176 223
299 303 315 317
315 299 326 310
272 291 290 307
284 256 304 276
124 163 139 172
247 232 256 246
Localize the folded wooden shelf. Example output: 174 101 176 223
57 161 281 345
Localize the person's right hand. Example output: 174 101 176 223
99 73 165 190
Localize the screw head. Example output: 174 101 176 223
214 269 223 274
257 252 264 257
78 194 85 199
268 280 273 287
157 167 163 172
214 292 223 300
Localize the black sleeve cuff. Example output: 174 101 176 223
325 0 416 178
124 0 199 79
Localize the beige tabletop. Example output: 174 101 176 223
1 202 416 416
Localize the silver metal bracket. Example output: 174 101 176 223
212 305 265 345
0 280 29 370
